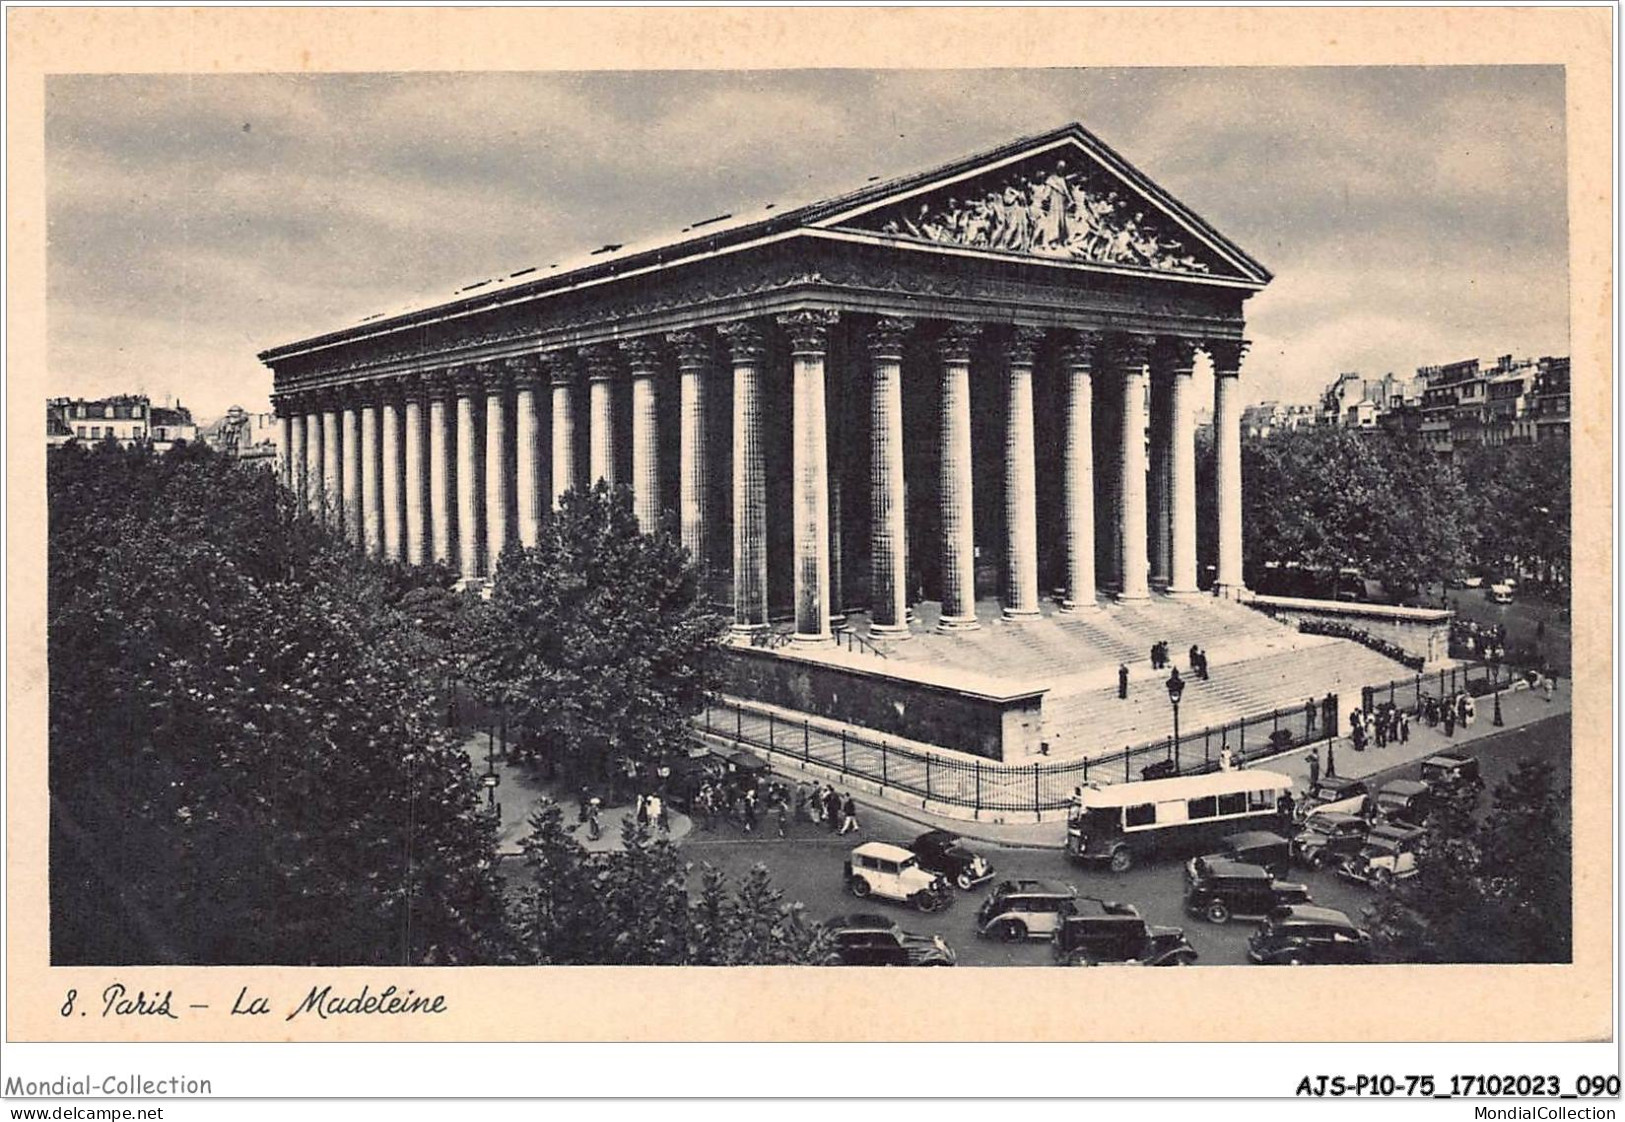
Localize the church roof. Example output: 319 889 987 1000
263 122 1269 363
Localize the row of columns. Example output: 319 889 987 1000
274 317 1247 639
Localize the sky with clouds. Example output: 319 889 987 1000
46 66 1568 422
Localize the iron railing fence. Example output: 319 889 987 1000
696 660 1516 815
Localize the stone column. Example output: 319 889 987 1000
585 345 618 488
1148 363 1173 590
669 329 711 571
867 316 912 637
1160 337 1200 595
360 390 384 558
339 393 362 547
483 364 510 572
937 322 981 630
1210 339 1248 598
273 399 294 490
320 395 341 531
380 381 405 562
455 368 483 581
303 407 324 519
288 409 307 503
624 338 662 533
403 381 428 566
780 310 837 646
720 320 768 635
1059 333 1100 609
509 356 544 549
1003 326 1043 619
1116 335 1152 601
427 372 456 567
549 353 578 507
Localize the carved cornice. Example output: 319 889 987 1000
1007 325 1047 367
666 329 712 371
866 316 915 362
582 345 620 383
1058 330 1104 372
1153 336 1199 376
936 321 983 363
620 337 663 374
717 320 767 364
776 309 839 355
1205 338 1250 375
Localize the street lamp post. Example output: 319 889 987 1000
1491 646 1505 727
1166 669 1185 775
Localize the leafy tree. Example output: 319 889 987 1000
472 483 727 782
1367 757 1571 964
1456 441 1571 594
48 442 508 965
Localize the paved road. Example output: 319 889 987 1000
1439 586 1571 676
680 713 1571 967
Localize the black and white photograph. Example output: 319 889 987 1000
6 5 1613 1084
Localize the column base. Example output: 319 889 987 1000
1150 577 1171 592
1165 585 1201 598
729 622 768 641
868 621 912 640
937 614 981 632
791 632 835 649
1002 605 1041 621
1058 597 1100 611
1116 589 1151 603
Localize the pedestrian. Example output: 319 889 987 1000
1067 785 1085 819
1149 643 1160 669
1189 643 1201 671
1219 744 1234 771
1351 721 1367 752
839 794 860 835
1349 707 1362 736
1306 747 1321 789
776 800 789 839
1305 697 1317 734
1118 662 1129 699
578 786 591 825
1375 707 1388 748
742 789 758 833
1278 789 1296 822
1443 703 1456 737
635 792 649 829
794 783 809 823
1322 693 1338 735
1399 709 1410 743
824 785 842 831
1544 673 1556 703
648 793 666 833
1197 648 1209 681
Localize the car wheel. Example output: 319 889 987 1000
1308 851 1327 870
1205 901 1232 925
999 919 1028 943
848 876 871 899
1372 868 1393 888
1174 952 1197 966
1109 847 1134 873
955 871 975 891
914 892 945 914
1285 954 1306 966
820 953 846 967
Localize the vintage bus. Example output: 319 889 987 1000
1066 770 1295 872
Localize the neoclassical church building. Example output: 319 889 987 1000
262 123 1406 769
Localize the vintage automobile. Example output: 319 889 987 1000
1211 830 1292 878
843 842 954 913
1297 775 1371 822
1339 823 1426 886
1419 752 1484 810
1291 811 1371 869
975 878 1079 942
1247 905 1376 965
1051 898 1198 966
822 914 956 966
1372 779 1433 827
664 752 728 811
1183 857 1312 924
911 830 996 891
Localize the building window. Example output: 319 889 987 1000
104 405 114 419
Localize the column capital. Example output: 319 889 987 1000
1206 338 1250 374
271 392 297 419
1112 332 1154 370
480 362 511 394
452 365 486 396
866 316 915 361
776 309 839 355
543 350 579 388
582 344 620 383
506 354 545 390
1153 336 1199 376
666 328 712 369
620 337 663 373
310 386 343 412
718 319 767 363
375 376 408 405
1008 325 1047 366
1059 329 1104 371
936 321 983 363
421 368 459 401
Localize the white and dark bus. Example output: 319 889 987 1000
1066 770 1295 872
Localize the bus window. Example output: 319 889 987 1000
1247 789 1277 811
1157 800 1189 824
1124 803 1155 828
1217 791 1248 816
1188 796 1218 820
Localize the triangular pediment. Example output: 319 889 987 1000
812 126 1269 286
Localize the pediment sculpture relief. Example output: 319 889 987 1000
854 157 1214 275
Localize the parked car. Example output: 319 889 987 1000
1247 905 1375 965
1183 857 1312 924
910 830 996 891
1291 812 1371 869
1051 898 1198 966
1419 752 1484 811
1339 823 1426 886
664 752 727 811
1372 779 1433 827
822 914 956 966
975 878 1078 942
1298 776 1370 822
843 842 954 913
1211 830 1292 878
1488 582 1515 604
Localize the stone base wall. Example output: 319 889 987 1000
712 645 1046 761
1248 595 1452 665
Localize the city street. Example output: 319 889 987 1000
1440 586 1571 676
679 713 1571 966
